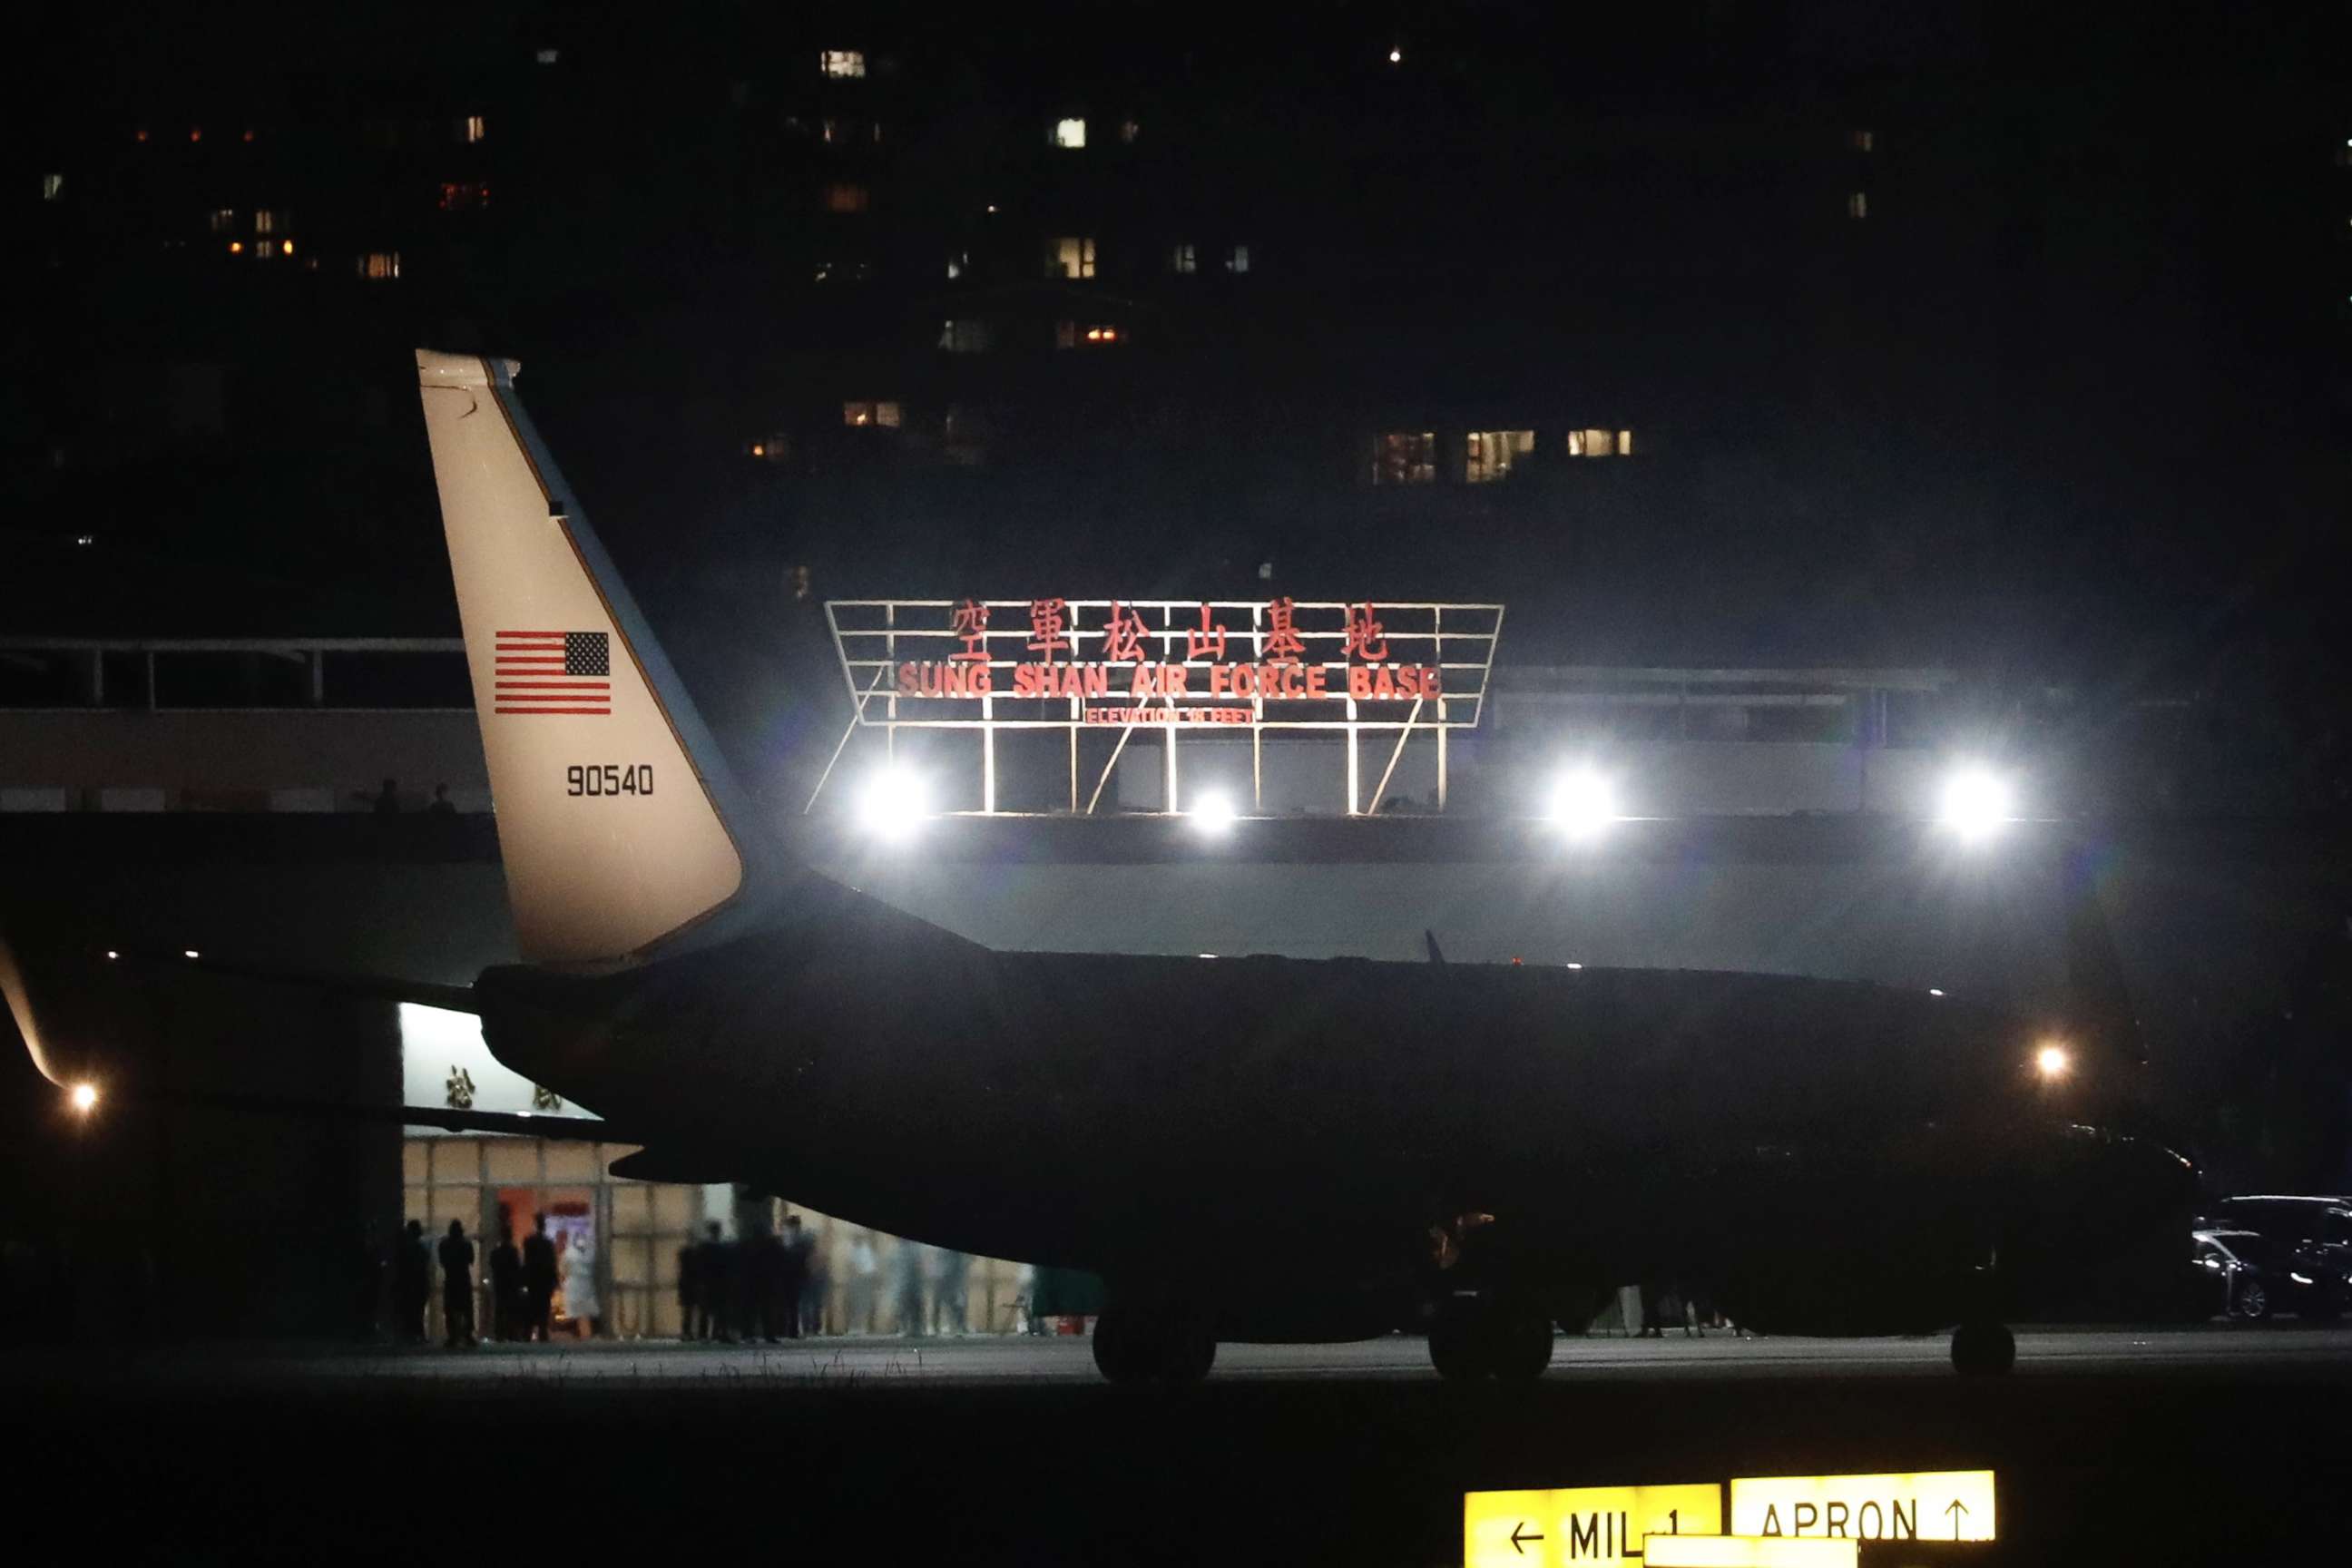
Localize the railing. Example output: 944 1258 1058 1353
820 599 1506 815
0 637 469 710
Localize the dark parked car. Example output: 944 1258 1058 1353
2193 1197 2352 1319
2191 1230 2288 1320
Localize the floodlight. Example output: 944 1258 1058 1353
1936 766 2014 841
2034 1043 2071 1081
855 766 930 839
1188 790 1238 835
69 1083 99 1115
1545 767 1618 838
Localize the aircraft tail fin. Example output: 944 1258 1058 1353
416 349 764 968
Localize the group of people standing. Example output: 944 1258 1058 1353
679 1215 816 1342
379 1207 573 1348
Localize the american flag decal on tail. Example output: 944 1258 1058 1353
494 631 612 715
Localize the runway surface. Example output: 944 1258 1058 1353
12 1326 2347 1565
18 1321 2352 1389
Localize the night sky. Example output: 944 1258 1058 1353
12 2 2347 756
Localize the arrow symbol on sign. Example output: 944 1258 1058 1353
1510 1522 1544 1554
1945 1499 1970 1539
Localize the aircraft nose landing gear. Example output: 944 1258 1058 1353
1428 1293 1555 1383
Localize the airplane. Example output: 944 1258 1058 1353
3 348 2200 1382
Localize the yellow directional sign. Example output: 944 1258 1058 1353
1465 1484 1723 1568
1644 1536 1857 1568
1728 1472 1995 1544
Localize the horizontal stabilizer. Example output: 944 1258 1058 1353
606 1147 743 1184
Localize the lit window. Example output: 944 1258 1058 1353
254 210 285 233
1567 428 1621 457
1054 321 1124 348
1171 243 1196 275
1464 430 1534 484
821 50 866 79
1225 244 1250 274
461 115 486 143
1119 118 1141 144
938 319 995 354
1371 432 1436 485
535 47 560 65
1851 128 1875 152
946 250 967 279
746 434 790 463
1847 191 1868 220
1053 117 1086 149
843 401 902 427
208 209 237 233
228 241 244 254
1051 236 1095 279
1618 430 1633 456
824 182 870 213
280 240 294 256
357 251 402 280
43 174 64 201
438 181 489 211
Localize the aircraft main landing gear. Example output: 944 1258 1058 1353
1949 1319 2015 1377
1092 1307 1217 1385
1428 1294 1555 1383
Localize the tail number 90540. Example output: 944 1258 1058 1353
567 764 654 797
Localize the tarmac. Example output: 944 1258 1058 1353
10 1325 2347 1565
15 1320 2352 1387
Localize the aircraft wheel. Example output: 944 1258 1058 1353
1092 1308 1216 1385
1428 1298 1490 1381
1161 1328 1218 1383
1092 1309 1152 1384
1950 1319 2015 1377
1484 1303 1556 1384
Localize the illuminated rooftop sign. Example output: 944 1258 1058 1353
828 597 1502 729
818 597 1505 816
